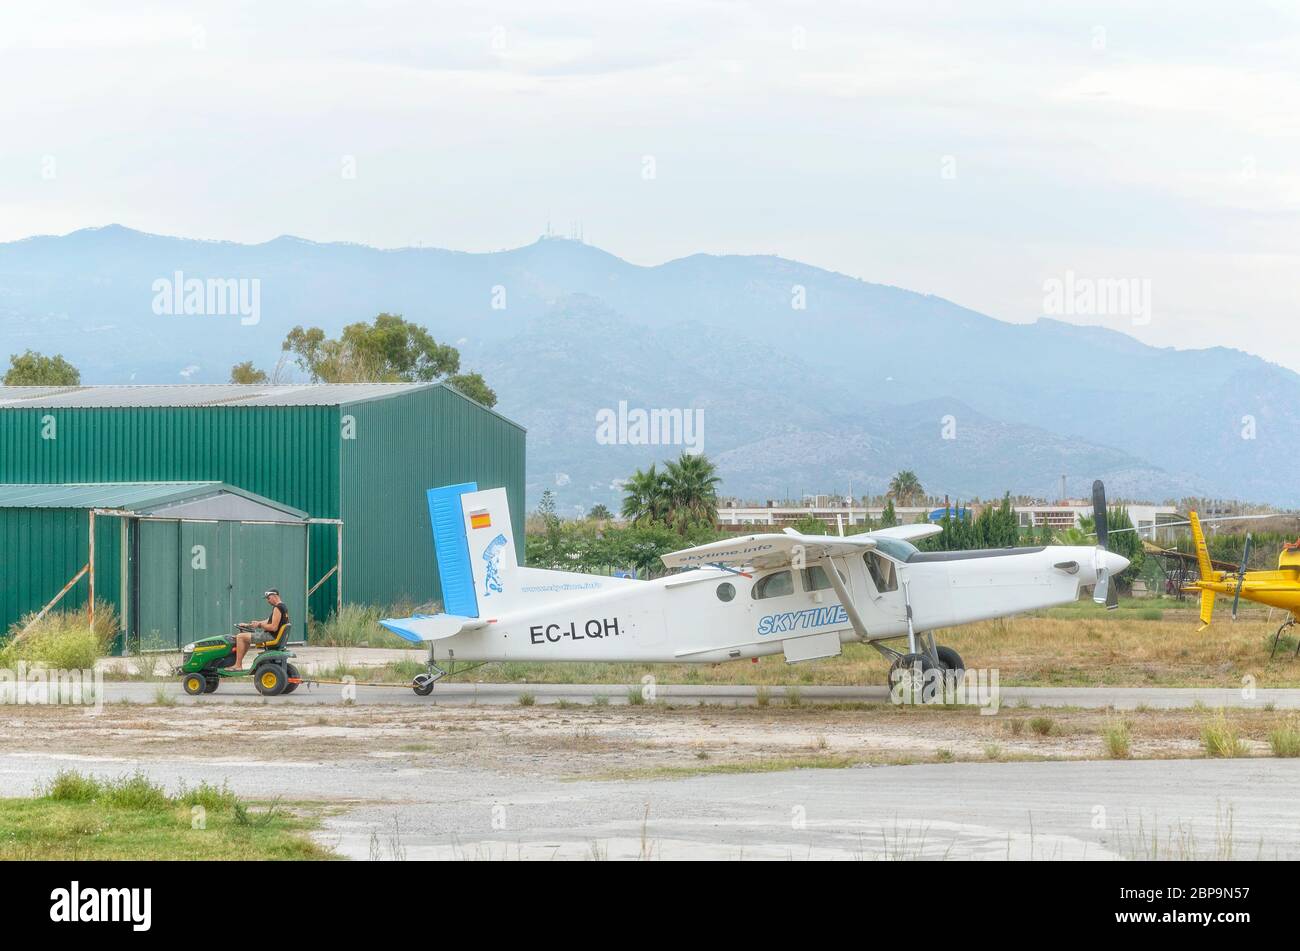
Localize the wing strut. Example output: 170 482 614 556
821 555 870 641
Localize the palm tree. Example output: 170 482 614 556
662 452 721 532
888 470 924 507
621 464 668 525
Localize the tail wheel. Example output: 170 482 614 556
254 664 287 697
182 674 206 696
283 664 301 695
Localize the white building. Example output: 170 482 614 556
717 499 1180 540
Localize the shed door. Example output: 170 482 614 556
179 521 234 641
233 523 308 640
136 521 180 651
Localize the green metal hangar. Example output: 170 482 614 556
0 384 526 652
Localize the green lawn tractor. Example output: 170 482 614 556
176 622 301 697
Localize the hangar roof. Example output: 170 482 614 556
0 383 432 408
0 482 308 521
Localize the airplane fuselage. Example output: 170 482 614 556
436 542 1121 665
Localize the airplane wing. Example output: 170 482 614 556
661 529 877 571
866 523 943 542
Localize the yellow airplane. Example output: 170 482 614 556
1184 510 1300 656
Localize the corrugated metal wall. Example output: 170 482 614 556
340 387 526 610
0 405 341 619
0 387 526 624
0 507 124 640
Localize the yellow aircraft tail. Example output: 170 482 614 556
1189 511 1214 580
1199 588 1216 630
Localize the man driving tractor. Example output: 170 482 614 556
232 589 289 670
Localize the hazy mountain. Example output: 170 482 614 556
0 225 1291 508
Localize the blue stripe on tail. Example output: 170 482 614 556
427 483 479 618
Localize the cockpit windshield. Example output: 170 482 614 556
872 537 921 562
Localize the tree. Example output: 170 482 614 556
230 360 268 384
661 452 721 532
792 515 828 535
621 464 669 525
588 503 613 521
282 313 496 406
887 470 924 506
4 351 79 386
879 499 898 528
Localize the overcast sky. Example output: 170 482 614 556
3 1 1298 370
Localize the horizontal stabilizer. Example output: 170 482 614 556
379 614 490 644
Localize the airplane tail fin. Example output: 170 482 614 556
1189 511 1214 580
380 482 519 643
425 482 519 617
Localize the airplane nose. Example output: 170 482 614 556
1106 551 1130 576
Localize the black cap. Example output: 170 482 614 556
263 589 279 598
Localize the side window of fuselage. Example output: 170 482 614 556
801 565 844 592
752 570 794 599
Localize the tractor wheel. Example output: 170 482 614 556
203 676 220 693
182 673 206 696
254 664 287 697
283 664 301 695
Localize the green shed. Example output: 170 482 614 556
0 482 311 653
0 383 526 632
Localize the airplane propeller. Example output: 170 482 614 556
1231 533 1252 621
1092 479 1120 610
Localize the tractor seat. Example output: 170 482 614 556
259 622 291 651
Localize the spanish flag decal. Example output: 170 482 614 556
469 509 492 530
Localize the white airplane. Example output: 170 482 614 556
381 481 1130 695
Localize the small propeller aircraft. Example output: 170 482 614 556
380 480 1130 694
1182 511 1300 657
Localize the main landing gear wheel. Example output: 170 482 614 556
283 664 301 695
412 674 436 697
254 664 287 697
935 645 965 682
182 673 206 696
889 652 937 702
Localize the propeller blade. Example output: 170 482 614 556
1106 579 1120 610
1231 533 1252 621
1092 480 1108 550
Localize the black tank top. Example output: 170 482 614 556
267 602 289 628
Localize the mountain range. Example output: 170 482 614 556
1 225 1295 510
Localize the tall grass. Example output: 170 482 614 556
1102 718 1132 759
310 603 420 649
2 601 117 669
1201 710 1248 758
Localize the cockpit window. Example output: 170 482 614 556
864 551 898 592
752 571 794 600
